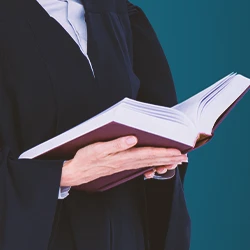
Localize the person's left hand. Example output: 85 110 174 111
144 154 188 179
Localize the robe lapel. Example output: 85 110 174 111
12 0 105 135
12 0 140 135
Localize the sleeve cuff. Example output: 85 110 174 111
58 186 71 199
58 160 71 199
144 170 176 180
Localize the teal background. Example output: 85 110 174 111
132 0 250 249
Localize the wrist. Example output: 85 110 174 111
60 159 74 186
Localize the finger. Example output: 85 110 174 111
155 166 168 174
155 155 187 166
144 169 155 179
118 152 187 172
140 147 182 157
117 147 183 166
155 163 178 174
92 136 138 156
125 147 183 162
167 163 179 170
138 154 188 168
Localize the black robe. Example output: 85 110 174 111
0 0 190 249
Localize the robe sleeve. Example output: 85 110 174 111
0 53 65 250
128 3 188 250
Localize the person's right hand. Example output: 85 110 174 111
60 136 188 186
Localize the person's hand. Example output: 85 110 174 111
60 136 188 186
144 153 188 179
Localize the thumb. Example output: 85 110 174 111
102 136 138 155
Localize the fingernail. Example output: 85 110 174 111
126 136 137 145
147 173 154 178
158 170 166 174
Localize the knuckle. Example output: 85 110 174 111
167 148 181 156
76 147 85 155
145 149 157 159
92 143 104 156
106 168 115 175
116 157 126 168
113 139 124 150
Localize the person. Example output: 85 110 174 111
0 0 191 249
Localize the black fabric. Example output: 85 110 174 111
0 0 190 249
129 6 189 249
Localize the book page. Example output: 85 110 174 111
121 98 194 127
20 97 198 159
198 74 250 134
172 73 236 130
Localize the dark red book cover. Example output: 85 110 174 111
37 122 194 192
33 85 249 192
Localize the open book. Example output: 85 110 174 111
19 73 250 192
